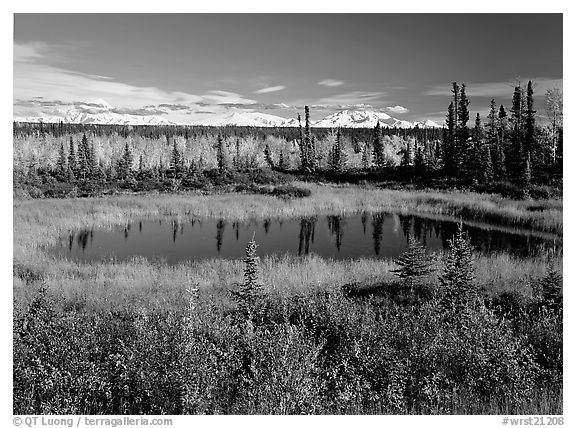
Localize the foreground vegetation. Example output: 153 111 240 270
13 185 562 414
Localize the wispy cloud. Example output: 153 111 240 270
315 91 387 105
201 90 257 105
254 85 286 94
423 78 563 97
386 105 408 114
318 79 344 87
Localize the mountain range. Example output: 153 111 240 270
15 106 442 129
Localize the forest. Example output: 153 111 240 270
13 82 563 200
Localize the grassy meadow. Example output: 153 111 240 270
13 184 563 415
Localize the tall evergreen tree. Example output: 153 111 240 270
118 142 133 180
56 141 67 179
521 153 532 197
232 236 263 321
510 85 525 179
298 113 307 169
372 122 385 169
361 142 371 170
216 134 227 174
468 113 484 181
302 106 316 172
525 80 536 163
414 146 425 176
170 140 183 179
452 82 460 125
329 128 345 173
264 144 275 169
493 105 508 180
456 84 470 169
443 102 456 176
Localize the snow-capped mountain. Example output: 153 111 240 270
312 110 392 128
187 111 288 127
311 110 441 129
15 105 442 129
16 110 176 126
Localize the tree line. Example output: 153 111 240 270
14 81 562 198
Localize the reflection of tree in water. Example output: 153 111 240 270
232 221 240 241
413 216 425 245
139 221 143 233
393 214 560 257
361 211 368 235
171 220 179 243
327 215 345 252
263 219 271 235
298 217 316 255
77 229 91 251
216 219 226 253
399 216 412 244
372 213 385 255
123 223 131 240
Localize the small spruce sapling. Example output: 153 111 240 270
391 235 434 297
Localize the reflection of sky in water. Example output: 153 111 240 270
52 212 562 265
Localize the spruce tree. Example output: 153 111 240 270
298 113 307 169
119 142 133 180
77 133 90 181
392 234 433 294
372 122 385 169
521 153 532 198
89 142 98 178
232 236 263 320
302 106 315 172
444 102 456 176
329 128 344 173
539 262 562 309
468 113 484 182
264 144 275 169
525 80 536 163
400 140 413 169
480 144 493 184
456 84 470 169
361 142 371 170
67 137 77 177
216 134 227 174
56 141 67 179
414 146 425 176
170 140 182 179
510 85 525 179
439 225 477 315
310 135 317 171
494 105 508 181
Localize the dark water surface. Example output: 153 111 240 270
50 212 561 264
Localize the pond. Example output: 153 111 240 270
49 212 561 264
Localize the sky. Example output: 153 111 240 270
13 14 563 124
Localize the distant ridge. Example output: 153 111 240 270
15 106 442 129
